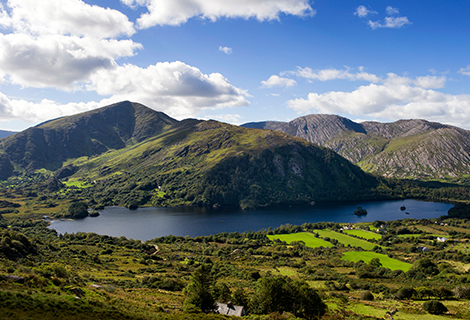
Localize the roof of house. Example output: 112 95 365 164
216 302 247 317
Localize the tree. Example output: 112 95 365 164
291 280 327 320
369 258 382 268
67 202 88 219
183 264 216 313
250 275 326 319
409 258 439 276
212 282 231 303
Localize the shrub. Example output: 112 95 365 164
422 300 448 315
360 291 374 301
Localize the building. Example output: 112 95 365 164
216 302 247 317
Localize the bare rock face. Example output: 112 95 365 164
242 115 470 182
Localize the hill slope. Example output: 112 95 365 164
242 116 470 182
74 119 380 209
0 101 177 173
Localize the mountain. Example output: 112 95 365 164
242 115 470 182
0 102 383 208
0 101 177 173
0 130 16 139
76 118 382 209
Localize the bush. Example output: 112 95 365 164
360 291 374 301
422 300 448 315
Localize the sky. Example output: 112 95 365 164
1 0 470 131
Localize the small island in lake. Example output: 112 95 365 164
354 206 368 215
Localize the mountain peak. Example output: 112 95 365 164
0 101 178 173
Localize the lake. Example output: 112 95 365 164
48 199 453 241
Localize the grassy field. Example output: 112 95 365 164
267 232 333 248
343 229 381 240
314 229 380 250
341 251 411 271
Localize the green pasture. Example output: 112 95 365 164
341 251 411 271
62 179 93 189
267 232 333 248
343 229 381 240
314 229 380 250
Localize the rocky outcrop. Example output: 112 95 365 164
242 115 470 181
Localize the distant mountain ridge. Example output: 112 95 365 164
0 130 16 139
242 115 470 182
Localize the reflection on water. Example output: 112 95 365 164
48 199 453 241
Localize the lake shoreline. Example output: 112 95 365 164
48 199 454 241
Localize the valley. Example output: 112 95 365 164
1 101 470 319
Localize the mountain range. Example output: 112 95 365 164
0 101 383 208
242 115 470 183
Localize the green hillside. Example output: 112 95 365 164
71 119 380 209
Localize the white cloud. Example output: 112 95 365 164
291 67 381 83
261 75 297 88
369 16 411 29
0 58 251 122
287 75 470 129
88 61 250 119
0 0 251 125
386 6 400 16
0 0 140 89
3 0 135 38
122 0 315 28
0 92 100 123
414 76 446 89
219 46 233 55
459 65 470 76
0 34 141 88
354 5 377 18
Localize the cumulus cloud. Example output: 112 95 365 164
369 16 411 29
0 92 100 123
219 46 233 55
0 0 251 124
286 73 470 129
0 34 141 88
122 0 315 28
354 5 377 18
0 0 140 89
261 75 297 88
87 61 250 119
0 58 251 123
5 0 135 38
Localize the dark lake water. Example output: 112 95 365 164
47 199 453 241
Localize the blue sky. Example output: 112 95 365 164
1 0 470 131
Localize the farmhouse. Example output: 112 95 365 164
216 302 247 317
437 237 448 242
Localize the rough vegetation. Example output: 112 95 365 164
1 215 470 319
